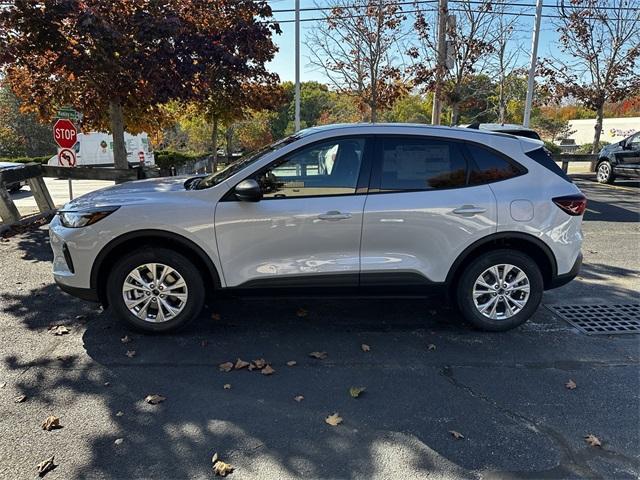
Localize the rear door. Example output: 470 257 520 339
215 136 372 288
360 136 499 285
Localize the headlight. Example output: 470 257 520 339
58 206 120 228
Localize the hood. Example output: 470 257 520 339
63 176 191 210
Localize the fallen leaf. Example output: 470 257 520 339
103 382 110 387
212 453 234 477
36 456 56 476
144 394 166 405
565 379 577 390
126 350 136 358
294 395 304 402
114 438 124 445
75 314 86 320
286 360 297 367
234 358 250 370
261 365 275 375
116 411 124 417
309 351 327 360
349 386 366 398
253 358 267 369
325 412 343 426
219 362 234 372
248 363 257 371
223 384 231 390
427 344 436 351
211 313 221 321
14 394 27 403
41 416 62 431
361 344 370 352
121 335 131 344
48 325 69 336
0 382 6 388
296 308 308 318
585 434 601 447
449 430 465 440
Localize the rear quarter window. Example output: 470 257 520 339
466 144 523 185
525 148 572 182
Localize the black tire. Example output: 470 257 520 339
596 160 615 184
106 247 205 333
456 249 543 332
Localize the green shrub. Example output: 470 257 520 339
0 155 52 164
543 141 561 154
154 150 210 170
576 141 610 154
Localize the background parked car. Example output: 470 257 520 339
0 161 27 193
596 132 640 183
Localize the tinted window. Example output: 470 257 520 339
255 138 364 199
379 138 467 191
467 144 522 184
523 147 571 182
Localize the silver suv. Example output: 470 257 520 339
49 124 586 332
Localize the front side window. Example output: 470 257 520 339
255 138 365 199
468 144 523 184
379 138 467 191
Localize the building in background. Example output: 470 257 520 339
566 117 639 146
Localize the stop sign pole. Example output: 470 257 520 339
53 118 78 200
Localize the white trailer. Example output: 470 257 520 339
48 132 155 167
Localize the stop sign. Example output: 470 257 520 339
53 119 78 149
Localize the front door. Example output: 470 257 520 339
615 133 640 176
215 137 371 288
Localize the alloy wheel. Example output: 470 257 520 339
121 263 188 323
472 264 530 320
597 162 610 182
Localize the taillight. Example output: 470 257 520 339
553 194 587 216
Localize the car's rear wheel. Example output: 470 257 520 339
596 160 615 184
106 247 205 333
456 250 543 332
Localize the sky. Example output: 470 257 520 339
265 0 560 84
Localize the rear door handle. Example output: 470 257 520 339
452 205 486 216
318 210 352 221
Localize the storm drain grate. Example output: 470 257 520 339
547 304 640 335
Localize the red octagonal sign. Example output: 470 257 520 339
53 119 78 149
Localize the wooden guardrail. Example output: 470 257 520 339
41 164 140 181
0 163 55 225
551 154 597 173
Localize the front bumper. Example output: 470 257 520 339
548 252 582 289
55 279 100 302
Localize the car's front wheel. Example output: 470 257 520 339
106 247 205 333
456 250 543 332
596 160 615 184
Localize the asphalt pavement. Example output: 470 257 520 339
0 175 638 479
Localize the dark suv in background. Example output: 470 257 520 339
596 132 640 184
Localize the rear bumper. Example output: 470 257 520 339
55 279 100 302
547 252 582 290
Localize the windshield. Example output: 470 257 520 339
195 134 300 189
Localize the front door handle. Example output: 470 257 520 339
318 210 352 221
452 205 487 216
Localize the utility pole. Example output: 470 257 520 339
294 0 301 132
431 0 448 125
523 0 543 127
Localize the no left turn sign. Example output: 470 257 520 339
58 148 77 167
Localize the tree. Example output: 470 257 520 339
531 112 576 143
0 0 279 168
410 0 499 125
0 84 55 157
382 93 432 123
539 0 640 153
307 0 408 122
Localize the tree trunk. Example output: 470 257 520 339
592 104 604 154
109 99 128 170
451 102 461 126
498 80 506 124
225 125 234 163
210 116 218 173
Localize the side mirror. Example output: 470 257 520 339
234 179 262 202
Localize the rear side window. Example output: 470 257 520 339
467 144 523 185
379 138 467 191
524 147 572 182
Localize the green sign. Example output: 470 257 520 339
55 107 82 122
